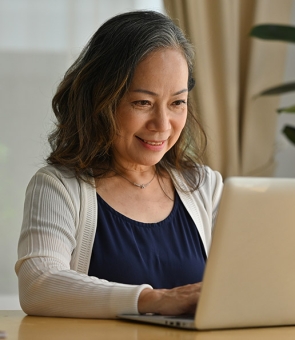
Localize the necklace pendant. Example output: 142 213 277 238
133 182 146 189
116 170 156 189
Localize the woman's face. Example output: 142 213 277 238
113 48 189 170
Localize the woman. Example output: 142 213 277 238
15 10 223 318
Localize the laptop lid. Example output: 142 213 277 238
195 176 295 329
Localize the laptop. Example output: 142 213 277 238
118 176 295 330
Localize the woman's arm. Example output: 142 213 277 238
15 169 151 318
17 257 151 318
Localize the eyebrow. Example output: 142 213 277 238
132 88 188 96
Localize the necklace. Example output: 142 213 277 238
114 170 156 189
157 174 174 201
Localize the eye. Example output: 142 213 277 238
173 100 187 106
132 100 151 106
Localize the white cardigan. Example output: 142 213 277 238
15 165 223 318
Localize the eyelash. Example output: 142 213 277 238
173 100 187 106
132 100 187 106
133 100 150 106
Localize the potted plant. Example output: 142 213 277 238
250 24 295 145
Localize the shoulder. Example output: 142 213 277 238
27 165 96 204
34 164 77 182
196 166 223 209
24 165 97 235
171 165 223 193
31 165 95 187
199 166 223 194
172 165 223 210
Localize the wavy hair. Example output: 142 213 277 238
47 10 207 191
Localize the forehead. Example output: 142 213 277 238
130 48 189 88
137 47 188 68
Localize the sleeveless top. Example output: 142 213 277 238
88 191 206 289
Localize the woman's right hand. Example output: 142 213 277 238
138 282 202 316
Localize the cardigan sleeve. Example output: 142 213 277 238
15 168 151 318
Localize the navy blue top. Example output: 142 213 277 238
88 192 206 289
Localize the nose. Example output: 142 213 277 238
146 106 171 132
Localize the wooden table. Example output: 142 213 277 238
2 310 295 340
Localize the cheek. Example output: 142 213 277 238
181 115 188 129
170 116 187 145
117 112 143 136
176 113 188 132
116 117 134 138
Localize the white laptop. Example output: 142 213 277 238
118 177 295 330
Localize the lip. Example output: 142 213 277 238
136 136 167 151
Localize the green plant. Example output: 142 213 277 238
250 24 295 145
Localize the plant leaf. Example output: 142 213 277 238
250 24 295 43
257 82 295 96
277 105 295 113
282 125 295 145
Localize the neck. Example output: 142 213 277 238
112 160 155 176
111 162 157 189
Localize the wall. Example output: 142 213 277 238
0 0 164 310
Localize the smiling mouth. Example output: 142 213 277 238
136 137 165 146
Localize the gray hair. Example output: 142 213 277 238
68 10 195 101
49 11 206 191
